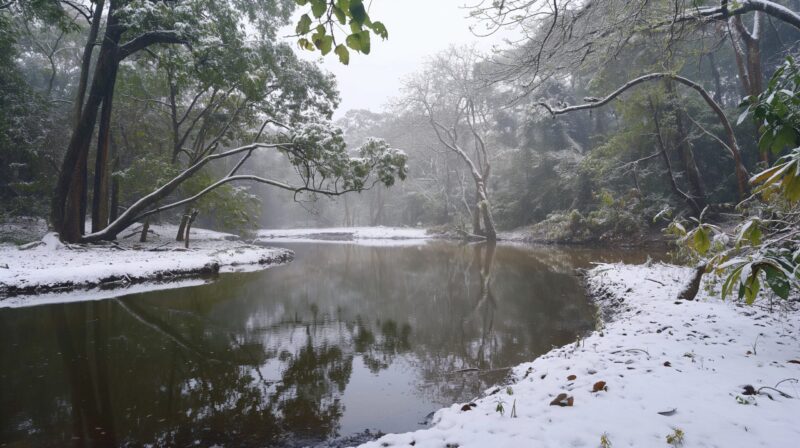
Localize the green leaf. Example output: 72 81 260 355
722 265 744 300
358 30 371 54
296 14 312 35
332 5 347 24
297 37 315 51
782 165 800 202
370 21 388 39
346 33 362 52
764 265 790 300
335 44 350 65
741 269 761 305
311 0 327 18
349 0 368 25
316 35 333 56
693 226 711 255
771 126 797 154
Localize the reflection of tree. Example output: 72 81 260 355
51 302 117 447
355 317 412 373
2 242 609 446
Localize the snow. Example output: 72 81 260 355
359 263 800 448
0 224 292 306
256 226 432 246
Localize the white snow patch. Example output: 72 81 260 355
256 226 432 247
360 263 800 448
0 224 291 306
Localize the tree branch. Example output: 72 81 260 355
118 31 189 60
535 72 750 199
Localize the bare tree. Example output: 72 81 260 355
404 47 500 240
471 1 800 95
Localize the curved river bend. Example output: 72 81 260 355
0 242 657 447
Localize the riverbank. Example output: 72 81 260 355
360 263 800 448
0 224 293 303
256 226 433 246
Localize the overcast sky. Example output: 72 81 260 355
288 0 510 118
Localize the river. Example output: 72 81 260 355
0 241 661 447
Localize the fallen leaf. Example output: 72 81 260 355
663 361 672 367
788 360 800 365
657 408 677 416
742 385 757 396
592 381 608 392
550 393 573 407
567 374 577 381
460 403 477 411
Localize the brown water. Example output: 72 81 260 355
0 242 661 447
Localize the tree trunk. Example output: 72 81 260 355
71 0 105 128
472 190 482 236
91 68 118 232
674 109 708 209
664 81 708 210
184 209 199 249
707 52 724 106
650 99 703 215
109 133 120 222
176 208 190 241
53 7 123 242
140 219 150 243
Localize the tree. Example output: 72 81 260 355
534 72 751 201
471 1 800 95
674 57 800 303
404 47 501 241
34 0 399 242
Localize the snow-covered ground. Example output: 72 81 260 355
256 226 433 247
0 224 292 305
360 263 800 448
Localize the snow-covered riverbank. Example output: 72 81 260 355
360 263 800 448
256 226 433 246
0 224 292 304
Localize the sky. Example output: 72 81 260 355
288 0 511 118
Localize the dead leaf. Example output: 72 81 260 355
460 403 477 411
788 360 800 365
663 361 672 367
592 381 608 392
567 374 577 381
657 408 677 416
550 393 573 407
742 385 756 396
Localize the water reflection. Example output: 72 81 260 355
0 242 656 447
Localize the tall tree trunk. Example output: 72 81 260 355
91 67 118 232
109 132 120 222
472 190 482 236
731 13 768 163
707 52 724 106
53 6 123 242
665 81 708 210
650 99 703 215
71 0 105 128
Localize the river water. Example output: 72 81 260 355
0 241 660 447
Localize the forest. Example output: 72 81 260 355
2 1 800 447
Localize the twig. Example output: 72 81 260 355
757 386 793 399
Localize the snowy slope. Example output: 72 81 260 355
360 263 800 448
